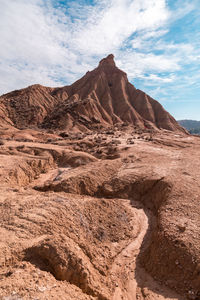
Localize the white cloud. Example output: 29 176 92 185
116 52 180 79
71 0 169 54
0 0 85 93
140 73 176 83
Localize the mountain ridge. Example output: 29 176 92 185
0 54 186 133
178 119 200 134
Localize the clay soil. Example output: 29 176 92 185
0 126 199 300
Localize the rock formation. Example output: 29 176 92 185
0 54 186 133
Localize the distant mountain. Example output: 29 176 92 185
178 120 200 134
0 54 186 133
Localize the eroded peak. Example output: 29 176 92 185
98 54 116 67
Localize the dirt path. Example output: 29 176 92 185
110 200 148 300
111 200 184 300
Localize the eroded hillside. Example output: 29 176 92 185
0 125 199 300
0 55 186 133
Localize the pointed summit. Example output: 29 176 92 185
98 54 116 67
97 54 127 77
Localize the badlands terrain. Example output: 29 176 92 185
0 55 199 300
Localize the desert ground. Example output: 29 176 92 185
0 125 199 300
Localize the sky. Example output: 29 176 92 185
0 0 200 120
